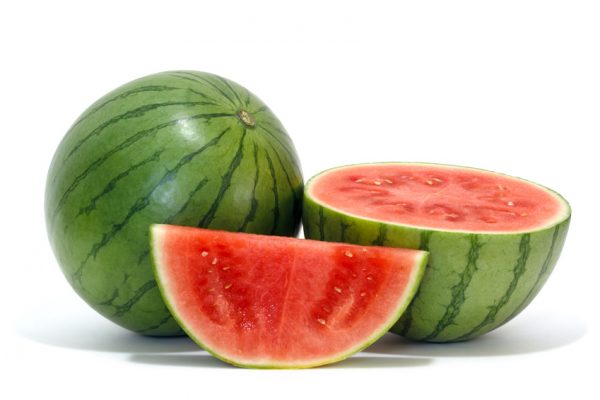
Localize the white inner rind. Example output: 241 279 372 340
306 162 571 235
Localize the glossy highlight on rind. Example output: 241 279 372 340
303 163 570 342
151 224 428 368
45 71 303 335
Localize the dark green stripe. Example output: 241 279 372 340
214 75 244 107
454 234 532 340
371 224 388 246
69 85 219 132
255 123 300 176
420 231 433 251
52 112 234 222
136 250 150 266
243 86 252 107
318 206 326 240
255 122 295 153
259 119 293 141
398 230 434 335
252 105 268 115
396 305 413 336
71 86 177 129
422 234 483 341
136 308 175 334
76 149 165 218
238 143 260 232
172 71 238 109
71 127 231 284
340 221 350 242
166 72 211 86
100 280 158 317
165 177 210 224
505 226 561 322
198 127 248 228
264 149 280 235
65 101 219 162
267 142 302 223
163 74 223 102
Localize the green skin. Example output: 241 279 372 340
303 167 570 342
45 71 303 336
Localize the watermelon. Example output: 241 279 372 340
45 71 303 336
303 163 570 342
150 224 428 368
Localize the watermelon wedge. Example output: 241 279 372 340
150 224 428 368
303 163 571 342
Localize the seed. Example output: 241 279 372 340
497 184 506 191
355 178 365 183
426 179 434 185
222 266 230 271
224 283 232 289
317 318 326 325
374 180 382 186
351 273 358 278
366 275 373 281
431 177 443 183
201 251 208 257
334 286 342 294
344 250 353 258
208 288 215 293
360 292 367 297
507 201 515 206
211 257 218 265
384 179 393 184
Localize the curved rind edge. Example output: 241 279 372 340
302 178 571 342
305 162 571 235
150 224 428 368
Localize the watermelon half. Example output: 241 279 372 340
150 224 428 368
303 163 570 342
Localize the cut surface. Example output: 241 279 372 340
308 163 569 233
151 224 427 368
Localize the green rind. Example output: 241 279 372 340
150 224 428 368
303 163 571 342
45 71 303 336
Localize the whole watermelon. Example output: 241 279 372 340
45 71 303 336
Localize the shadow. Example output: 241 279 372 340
15 307 198 353
325 355 433 369
129 353 433 369
365 310 587 358
17 302 585 367
129 353 232 368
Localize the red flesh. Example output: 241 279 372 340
309 164 564 232
153 225 425 366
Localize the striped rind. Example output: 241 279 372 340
150 224 429 368
303 163 570 342
45 71 303 336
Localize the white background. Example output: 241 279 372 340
1 0 598 398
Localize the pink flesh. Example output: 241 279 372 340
156 226 423 364
310 164 564 232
